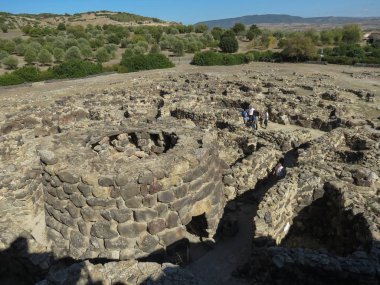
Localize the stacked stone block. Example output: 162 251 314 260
40 122 226 260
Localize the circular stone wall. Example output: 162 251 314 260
39 120 226 260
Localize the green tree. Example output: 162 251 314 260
79 44 93 59
65 38 79 49
262 35 277 49
53 38 66 50
232 23 245 34
53 48 64 62
57 22 66 31
195 24 208 33
2 56 18 69
24 48 38 64
95 47 110 63
3 40 16 53
320 30 335 45
1 25 8 33
219 33 239 53
305 28 320 44
107 33 122 45
281 34 317 61
64 46 82 61
172 40 185 56
0 50 9 61
211 27 224 41
15 43 27 56
247 24 262 40
149 44 161 54
342 24 361 44
38 49 53 65
28 41 42 51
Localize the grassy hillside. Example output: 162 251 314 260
0 11 170 31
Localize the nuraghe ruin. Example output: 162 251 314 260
0 64 379 284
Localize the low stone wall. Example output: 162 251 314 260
250 246 380 285
0 133 47 250
249 129 380 284
224 147 281 198
40 121 227 260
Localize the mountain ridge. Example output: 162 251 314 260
196 14 380 28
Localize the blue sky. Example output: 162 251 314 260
0 0 379 24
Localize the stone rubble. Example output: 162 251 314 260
0 66 379 284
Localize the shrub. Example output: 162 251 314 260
219 35 239 53
105 43 118 53
195 24 208 33
65 38 79 49
13 66 45 82
120 38 129 48
191 51 223 65
191 51 251 66
120 53 174 72
53 48 64 62
28 41 42 51
323 56 354 65
0 50 9 60
64 46 82 61
2 55 18 69
95 47 110 63
232 23 246 34
3 40 16 53
221 53 248 65
281 34 317 62
57 22 66 31
107 33 122 45
149 44 161 54
24 48 38 64
15 43 27 56
247 25 262 40
50 60 103 79
0 73 24 86
172 40 185 56
211 27 224 41
342 24 361 44
79 44 93 59
1 25 9 33
38 49 53 65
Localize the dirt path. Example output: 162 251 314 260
187 198 255 285
186 123 323 285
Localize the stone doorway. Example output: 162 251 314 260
186 213 209 239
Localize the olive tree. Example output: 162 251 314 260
53 48 64 62
232 23 246 34
64 46 82 61
95 47 110 63
24 48 38 64
2 55 18 69
38 48 53 65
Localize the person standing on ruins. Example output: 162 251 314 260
264 110 269 129
248 106 255 123
241 109 249 127
252 112 258 131
273 158 286 178
254 110 260 130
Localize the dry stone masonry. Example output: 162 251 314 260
0 64 379 284
39 119 226 260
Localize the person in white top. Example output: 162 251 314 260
248 106 255 125
264 111 269 129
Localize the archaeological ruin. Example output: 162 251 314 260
0 63 379 284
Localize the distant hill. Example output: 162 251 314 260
0 11 170 30
196 14 380 29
